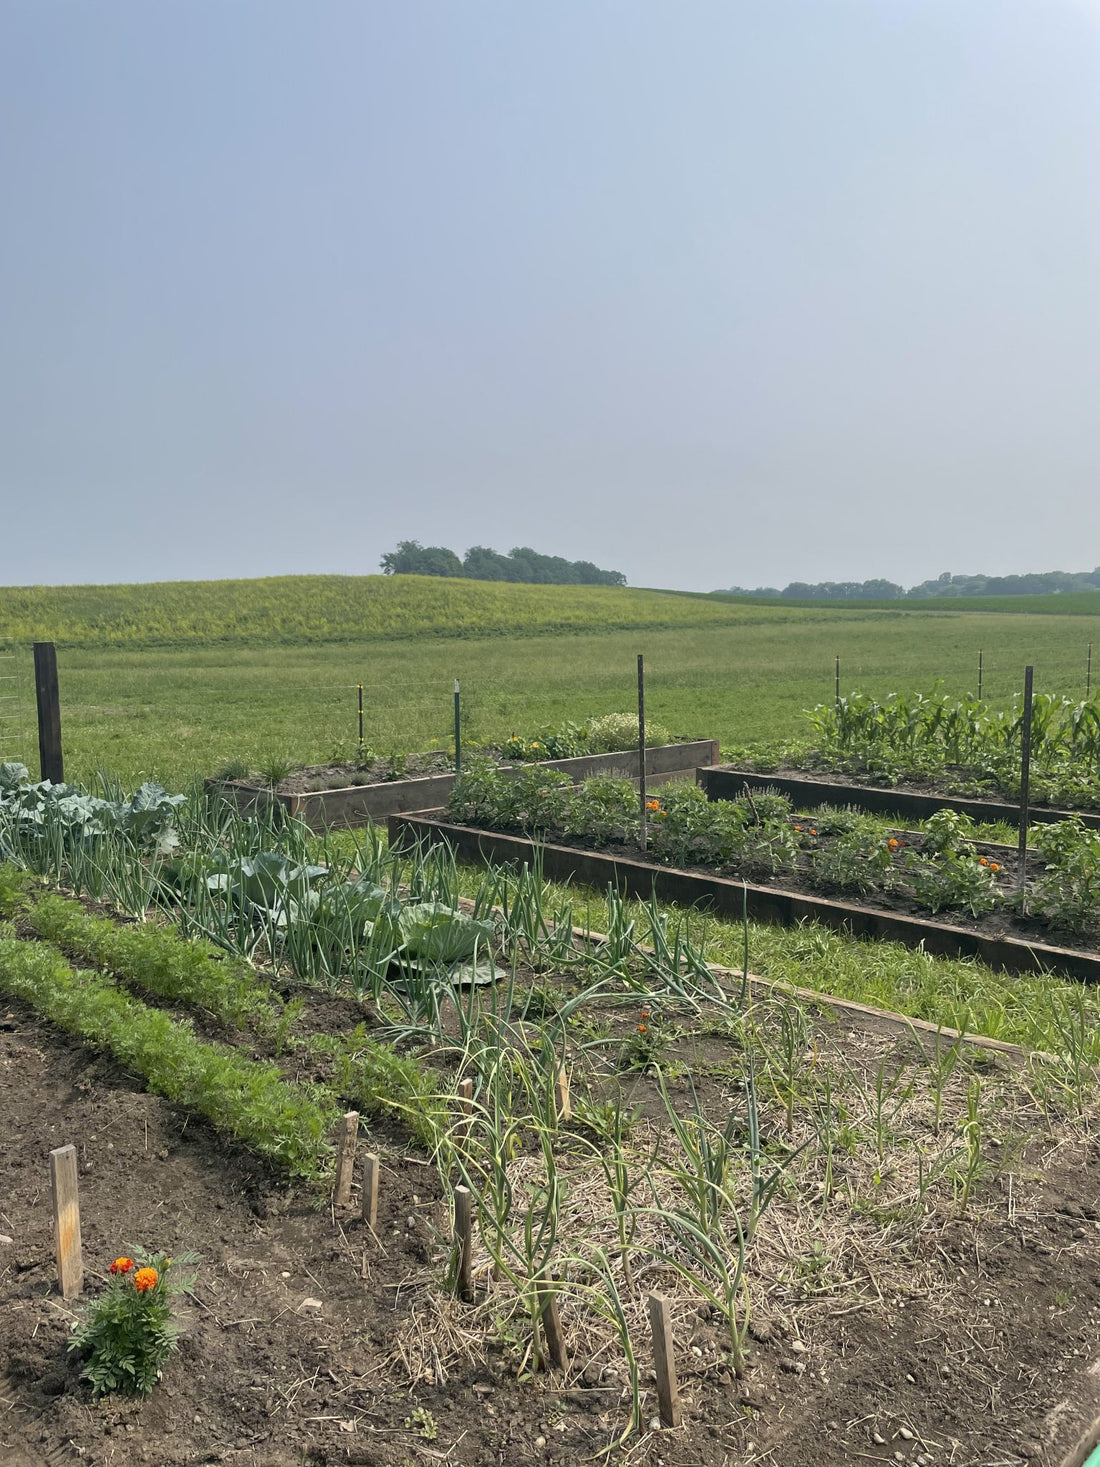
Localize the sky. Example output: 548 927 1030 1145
3 0 1100 593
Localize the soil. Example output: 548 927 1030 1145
4 991 1100 1467
239 752 456 795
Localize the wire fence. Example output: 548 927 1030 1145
3 640 1100 785
830 646 1097 707
0 639 29 767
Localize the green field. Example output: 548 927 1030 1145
2 575 1099 786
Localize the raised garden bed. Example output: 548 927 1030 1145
699 765 1100 833
207 739 720 831
389 812 1100 983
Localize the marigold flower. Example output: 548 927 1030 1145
640 1008 651 1019
133 1267 159 1292
637 1024 648 1034
809 829 818 836
887 838 899 850
990 862 1000 872
794 825 803 832
979 857 988 866
109 1256 134 1275
646 799 661 812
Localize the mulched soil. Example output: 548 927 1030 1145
4 991 1100 1467
240 753 456 795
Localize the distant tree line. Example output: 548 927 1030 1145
718 568 1100 600
380 540 627 586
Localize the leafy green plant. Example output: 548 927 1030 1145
567 776 639 844
69 1249 198 1396
585 712 672 753
1028 818 1100 936
810 825 896 896
906 850 1001 917
256 755 299 790
0 933 334 1176
618 1003 670 1072
10 889 289 1035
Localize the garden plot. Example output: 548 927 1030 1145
3 768 1100 1464
3 941 1100 1467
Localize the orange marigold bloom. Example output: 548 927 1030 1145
109 1256 134 1275
990 862 1001 872
809 829 818 836
794 825 803 833
887 838 899 850
646 799 661 812
637 1024 648 1034
133 1267 159 1292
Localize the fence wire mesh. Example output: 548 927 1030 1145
0 640 29 768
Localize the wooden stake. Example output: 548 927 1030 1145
453 1185 473 1301
361 1151 380 1231
49 1145 82 1300
647 1292 681 1428
455 1077 475 1147
553 1062 572 1122
333 1111 359 1207
33 642 64 785
536 1271 568 1369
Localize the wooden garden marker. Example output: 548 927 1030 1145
361 1151 380 1231
553 1061 572 1122
33 642 64 785
49 1145 83 1299
455 1077 474 1147
333 1111 359 1207
536 1271 568 1369
453 1185 473 1301
646 1292 681 1428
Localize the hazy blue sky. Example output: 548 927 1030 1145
3 1 1100 591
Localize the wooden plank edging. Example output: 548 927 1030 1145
699 765 1100 833
388 813 1100 986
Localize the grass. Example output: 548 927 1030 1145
2 578 1099 786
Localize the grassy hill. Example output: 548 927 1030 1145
0 573 820 649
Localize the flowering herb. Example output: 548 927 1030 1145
69 1249 197 1397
